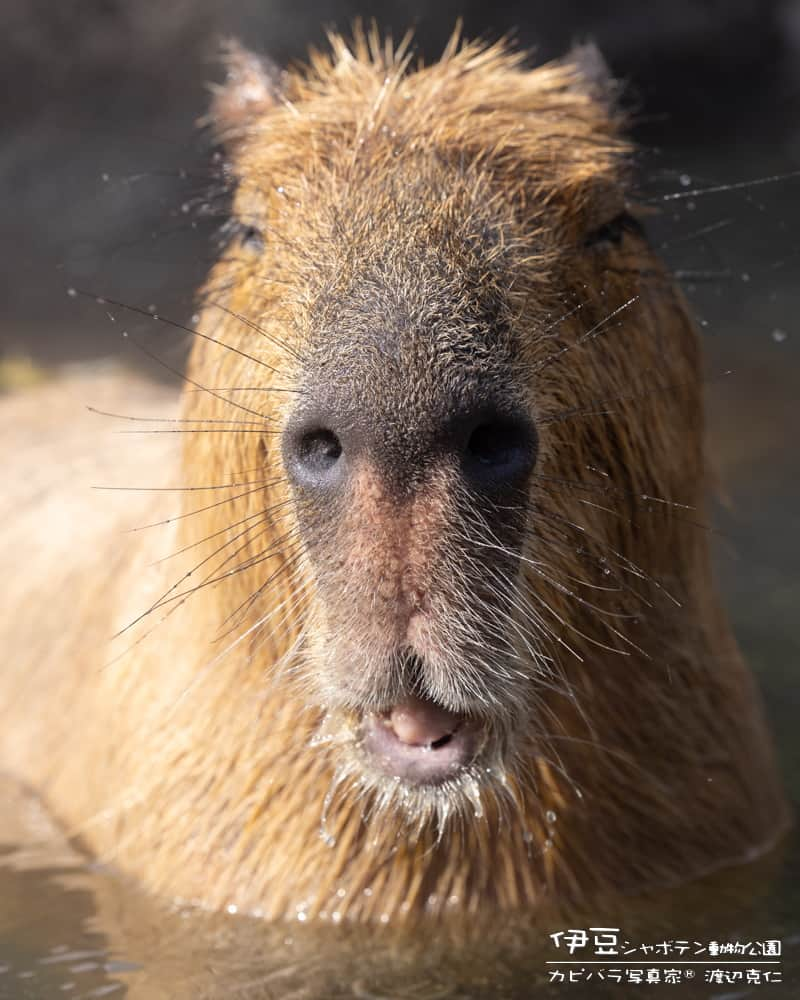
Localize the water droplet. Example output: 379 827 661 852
772 328 788 343
318 780 342 847
687 201 696 212
331 910 342 923
296 910 307 922
543 837 553 852
679 174 692 187
226 903 238 915
448 894 460 906
336 887 346 898
147 304 157 314
464 776 483 819
67 287 77 297
101 172 110 182
545 809 557 824
180 202 190 214
741 272 751 282
380 913 390 924
121 330 128 338
522 830 534 844
191 313 200 325
363 887 373 897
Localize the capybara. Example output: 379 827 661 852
0 28 788 922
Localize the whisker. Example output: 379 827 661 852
145 524 304 615
87 406 264 427
652 168 800 202
70 287 287 385
204 299 305 363
113 428 278 435
126 482 282 532
216 548 308 638
531 295 640 375
96 477 285 493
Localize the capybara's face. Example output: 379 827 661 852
281 164 540 793
194 39 703 828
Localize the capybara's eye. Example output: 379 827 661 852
584 211 644 249
239 224 265 253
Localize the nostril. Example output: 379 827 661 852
464 418 537 487
286 426 343 489
299 428 342 469
468 423 514 465
467 420 529 466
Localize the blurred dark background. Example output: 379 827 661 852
1 0 799 779
2 0 799 362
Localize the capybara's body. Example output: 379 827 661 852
0 30 788 921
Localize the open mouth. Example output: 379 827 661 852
359 695 480 785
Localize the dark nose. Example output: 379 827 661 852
282 399 537 495
283 403 538 493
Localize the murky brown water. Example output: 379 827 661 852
1 793 798 998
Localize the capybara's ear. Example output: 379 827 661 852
207 39 284 146
564 41 619 111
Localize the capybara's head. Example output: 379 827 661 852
186 31 707 837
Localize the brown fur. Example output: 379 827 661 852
0 28 789 922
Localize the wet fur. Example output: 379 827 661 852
0 28 789 921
